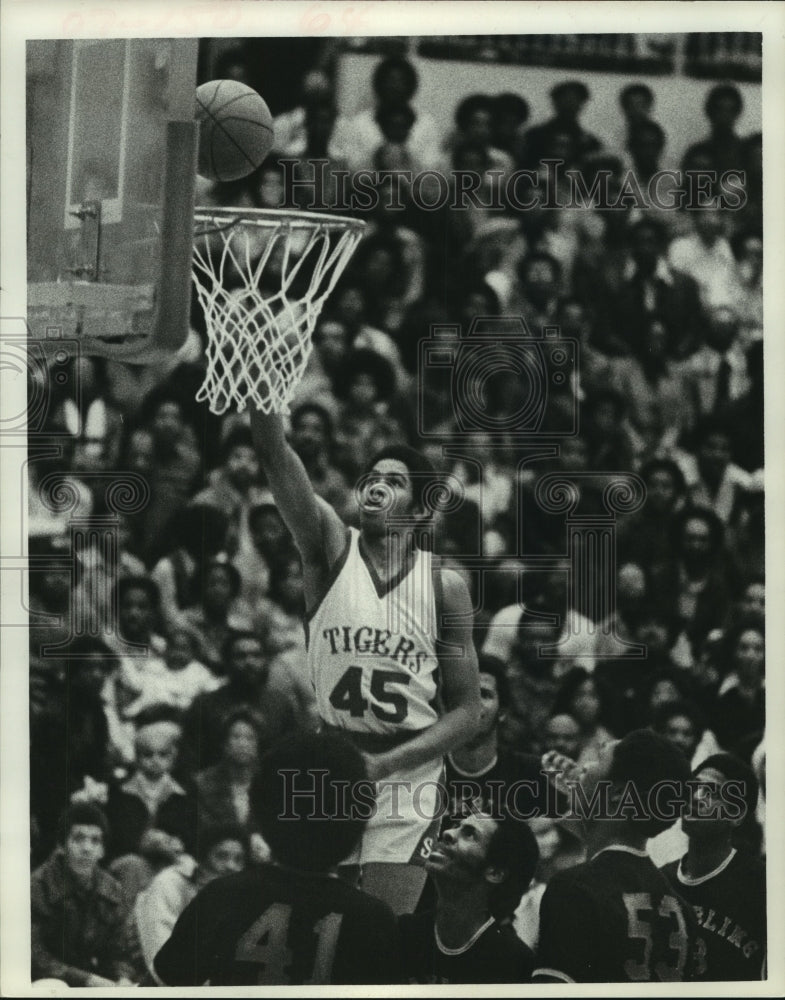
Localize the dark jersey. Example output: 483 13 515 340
535 846 706 983
154 863 401 986
661 849 766 981
400 909 534 985
444 750 552 822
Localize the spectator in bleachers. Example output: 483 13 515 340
730 229 763 347
713 617 765 758
289 402 354 517
131 824 248 983
551 668 617 765
520 80 601 171
31 803 133 987
668 203 739 310
682 83 746 177
105 707 197 861
274 69 351 161
150 504 229 637
179 556 248 674
178 631 302 775
618 82 655 149
194 710 263 833
136 396 202 566
449 94 514 174
617 458 686 573
678 303 751 419
649 508 735 667
344 55 442 171
680 416 762 526
492 92 530 157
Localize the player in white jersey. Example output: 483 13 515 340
251 411 481 914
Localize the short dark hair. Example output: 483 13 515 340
372 56 418 100
58 802 109 844
252 732 369 871
705 83 743 118
364 444 438 512
115 574 160 611
608 730 693 837
652 698 705 740
291 401 334 439
493 92 529 123
485 811 540 921
222 426 255 455
196 822 249 865
671 506 725 555
134 703 184 731
619 82 654 108
630 215 667 248
477 654 511 711
345 348 396 401
223 629 265 664
693 752 759 821
551 80 589 103
455 93 494 131
640 458 686 495
220 708 261 751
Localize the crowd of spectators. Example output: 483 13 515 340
28 44 764 985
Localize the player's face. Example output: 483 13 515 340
206 838 246 877
359 458 416 536
475 673 503 737
683 765 738 838
427 814 498 883
65 824 104 878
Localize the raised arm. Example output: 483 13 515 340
365 568 481 780
250 411 347 604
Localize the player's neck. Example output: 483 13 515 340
434 883 492 948
683 837 734 878
585 821 647 858
360 531 416 575
450 734 498 774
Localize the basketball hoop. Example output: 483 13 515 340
191 207 365 416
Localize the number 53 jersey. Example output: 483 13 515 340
534 846 707 983
154 863 401 985
306 528 441 737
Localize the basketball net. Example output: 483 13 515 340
191 208 365 416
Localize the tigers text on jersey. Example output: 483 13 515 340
306 528 440 736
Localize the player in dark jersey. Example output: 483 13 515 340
661 753 766 980
534 730 706 983
153 732 401 986
400 810 539 984
443 655 552 823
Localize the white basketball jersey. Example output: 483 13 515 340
306 528 440 735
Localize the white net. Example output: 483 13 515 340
192 208 365 415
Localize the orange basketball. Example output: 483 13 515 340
195 79 275 182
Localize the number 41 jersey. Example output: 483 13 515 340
154 863 401 985
306 528 441 737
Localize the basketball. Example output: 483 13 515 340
195 79 275 182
